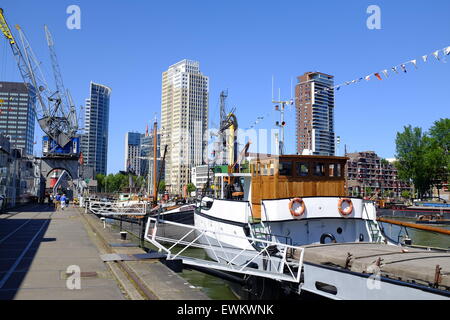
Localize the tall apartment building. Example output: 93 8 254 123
124 132 141 174
0 82 36 156
161 60 209 194
295 72 335 156
346 151 411 198
80 82 111 176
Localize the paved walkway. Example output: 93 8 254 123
0 204 125 300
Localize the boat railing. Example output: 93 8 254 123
144 217 305 283
88 200 147 216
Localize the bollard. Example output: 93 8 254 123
100 217 106 229
120 231 127 241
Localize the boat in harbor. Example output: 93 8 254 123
188 154 450 300
416 214 450 225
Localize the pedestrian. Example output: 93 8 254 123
55 193 61 211
61 194 67 210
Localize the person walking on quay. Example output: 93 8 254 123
55 193 61 211
61 194 67 211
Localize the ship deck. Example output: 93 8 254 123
294 242 450 290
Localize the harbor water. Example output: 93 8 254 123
378 210 450 249
107 218 239 300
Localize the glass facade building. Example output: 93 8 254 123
0 82 36 156
80 82 111 176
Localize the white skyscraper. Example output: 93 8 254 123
161 60 209 194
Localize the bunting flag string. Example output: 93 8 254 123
246 112 271 130
311 44 450 95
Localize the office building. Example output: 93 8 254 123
161 60 209 194
295 72 335 156
124 132 141 174
80 82 111 176
0 81 36 156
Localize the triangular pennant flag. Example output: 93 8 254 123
374 73 382 80
400 64 407 73
410 60 418 69
392 67 398 74
365 75 371 81
336 86 341 91
444 46 450 55
358 77 363 82
382 70 389 78
422 55 428 62
433 50 440 61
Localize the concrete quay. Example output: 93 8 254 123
0 204 209 300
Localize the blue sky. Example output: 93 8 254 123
1 0 449 173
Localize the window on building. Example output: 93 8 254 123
314 163 325 176
279 161 292 176
296 162 309 177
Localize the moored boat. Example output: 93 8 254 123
191 154 450 299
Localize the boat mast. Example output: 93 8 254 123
153 120 158 204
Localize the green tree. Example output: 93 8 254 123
427 119 450 197
401 190 411 199
187 183 196 193
96 173 105 192
395 125 432 198
380 158 390 167
158 180 166 193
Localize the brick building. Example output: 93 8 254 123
346 151 411 198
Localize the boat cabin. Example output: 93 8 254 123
250 155 348 218
211 155 348 218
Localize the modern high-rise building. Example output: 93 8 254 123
295 72 335 156
161 60 209 194
124 132 141 174
0 82 36 156
80 82 111 176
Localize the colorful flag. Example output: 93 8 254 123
422 55 428 62
410 60 418 69
374 73 382 80
400 64 407 73
433 50 440 61
365 75 371 81
392 67 398 74
444 46 450 55
336 86 341 91
382 70 389 78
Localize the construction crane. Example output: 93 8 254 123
0 9 79 155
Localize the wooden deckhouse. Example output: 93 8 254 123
249 155 348 218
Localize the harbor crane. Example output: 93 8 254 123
0 9 79 156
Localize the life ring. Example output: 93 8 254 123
338 198 353 216
320 233 336 244
289 198 306 217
